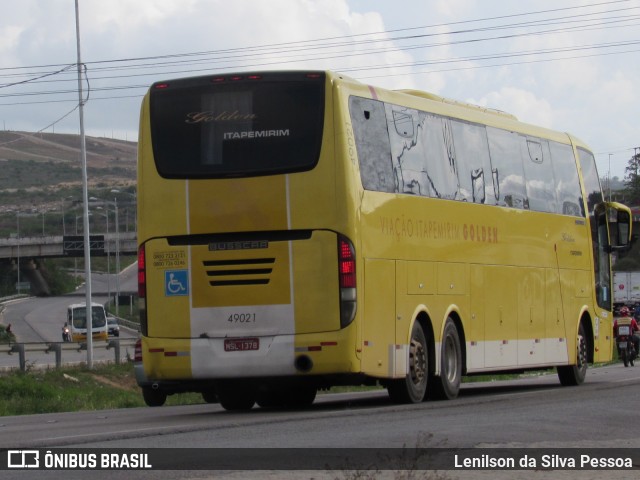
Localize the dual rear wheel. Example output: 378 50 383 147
387 318 462 404
216 381 317 411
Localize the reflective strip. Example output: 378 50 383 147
295 346 322 352
164 351 190 357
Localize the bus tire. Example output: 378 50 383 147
257 385 317 408
287 386 317 407
558 323 588 386
142 387 167 407
387 321 428 404
218 383 256 411
428 319 462 400
201 390 218 404
256 392 282 408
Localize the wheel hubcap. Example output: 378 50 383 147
577 334 587 370
444 336 458 383
410 337 426 385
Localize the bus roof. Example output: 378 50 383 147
67 302 105 309
330 71 590 151
395 89 518 121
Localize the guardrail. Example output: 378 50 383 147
0 338 137 371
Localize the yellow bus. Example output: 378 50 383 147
136 70 631 409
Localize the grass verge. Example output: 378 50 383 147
0 362 203 417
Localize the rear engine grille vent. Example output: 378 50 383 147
203 258 275 286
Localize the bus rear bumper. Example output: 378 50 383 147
142 330 358 381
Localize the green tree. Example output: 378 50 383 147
623 150 640 204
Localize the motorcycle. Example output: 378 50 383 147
62 325 71 342
616 323 637 367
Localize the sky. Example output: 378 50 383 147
0 0 639 180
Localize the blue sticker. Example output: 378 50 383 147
165 270 189 296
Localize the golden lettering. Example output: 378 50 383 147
185 110 258 124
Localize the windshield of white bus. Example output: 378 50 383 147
149 72 325 178
71 307 107 329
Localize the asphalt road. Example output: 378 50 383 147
0 269 138 369
1 363 639 480
2 266 638 479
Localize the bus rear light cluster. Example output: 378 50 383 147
138 246 148 335
138 246 147 298
338 236 357 328
134 338 143 363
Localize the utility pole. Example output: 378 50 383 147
608 153 612 201
75 0 93 369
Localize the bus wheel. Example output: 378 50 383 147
201 390 218 404
142 387 167 407
256 391 282 408
387 321 428 403
287 386 317 407
257 385 316 408
558 323 588 386
428 319 462 400
217 383 256 411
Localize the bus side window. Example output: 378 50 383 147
349 96 395 193
450 120 495 204
486 127 528 209
523 138 559 213
550 141 584 217
384 104 429 196
385 105 461 200
422 115 460 200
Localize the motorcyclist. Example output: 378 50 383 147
62 322 70 342
613 306 640 358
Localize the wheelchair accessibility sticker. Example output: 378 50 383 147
165 270 189 296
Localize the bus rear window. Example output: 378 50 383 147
149 72 325 178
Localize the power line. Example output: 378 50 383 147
1 0 636 79
0 0 637 127
1 35 637 103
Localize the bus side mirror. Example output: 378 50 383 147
606 202 632 250
616 209 631 248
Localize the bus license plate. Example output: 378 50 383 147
224 338 259 352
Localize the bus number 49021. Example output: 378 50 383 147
228 313 256 323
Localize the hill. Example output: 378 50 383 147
0 131 136 213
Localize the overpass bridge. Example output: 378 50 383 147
0 232 137 296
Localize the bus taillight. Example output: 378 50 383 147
138 245 146 298
338 236 357 328
138 245 148 335
134 338 143 363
